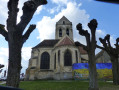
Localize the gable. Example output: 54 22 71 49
56 16 72 25
55 36 74 47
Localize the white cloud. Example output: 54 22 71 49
0 47 8 77
47 5 64 14
17 0 44 23
37 16 55 41
35 6 43 15
0 0 8 25
48 8 55 14
96 29 105 40
51 0 68 5
37 1 90 44
0 0 43 24
17 0 29 23
96 30 105 35
22 47 32 61
21 47 32 73
0 47 8 57
78 3 82 7
49 0 71 14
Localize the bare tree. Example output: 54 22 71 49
75 19 99 90
97 34 119 85
0 0 47 87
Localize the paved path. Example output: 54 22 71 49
0 81 6 85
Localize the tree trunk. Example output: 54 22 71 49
6 31 22 88
88 52 99 90
111 57 119 85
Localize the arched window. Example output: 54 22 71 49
66 28 69 36
59 28 62 37
64 49 72 66
40 52 50 69
58 50 60 64
63 21 65 25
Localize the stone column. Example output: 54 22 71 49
60 50 64 69
56 51 59 72
37 50 41 70
72 50 76 64
60 49 64 79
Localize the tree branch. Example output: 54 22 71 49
88 19 97 47
88 19 97 35
0 64 4 69
0 24 8 41
75 41 88 51
76 23 90 37
22 24 36 44
114 37 119 54
104 34 112 48
17 0 47 33
76 23 90 48
7 0 19 29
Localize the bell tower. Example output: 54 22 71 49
55 16 73 40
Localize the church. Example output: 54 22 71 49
25 16 89 80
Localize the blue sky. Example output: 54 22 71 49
0 0 119 76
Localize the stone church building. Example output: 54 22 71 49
25 16 88 80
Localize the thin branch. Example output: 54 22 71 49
0 24 8 41
75 41 88 51
99 38 108 49
115 37 119 47
0 64 4 69
22 24 36 44
96 45 106 51
17 0 47 33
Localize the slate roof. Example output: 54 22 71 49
79 46 87 54
74 41 87 54
33 39 59 49
32 39 87 54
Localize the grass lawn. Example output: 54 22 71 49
19 80 119 90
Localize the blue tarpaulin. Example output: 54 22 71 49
72 63 112 70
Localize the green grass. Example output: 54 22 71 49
19 80 119 90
